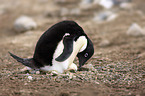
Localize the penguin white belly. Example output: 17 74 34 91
40 36 87 73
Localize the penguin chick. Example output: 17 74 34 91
9 20 94 73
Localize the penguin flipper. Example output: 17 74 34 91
55 36 75 62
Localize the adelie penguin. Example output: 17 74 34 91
9 20 94 73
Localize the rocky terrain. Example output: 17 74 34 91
0 0 145 96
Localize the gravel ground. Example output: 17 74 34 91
0 0 145 96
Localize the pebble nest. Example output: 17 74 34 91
2 58 144 89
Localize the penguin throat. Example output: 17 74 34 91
78 37 87 52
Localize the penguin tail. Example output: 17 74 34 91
8 52 37 69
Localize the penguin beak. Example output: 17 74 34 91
77 54 87 68
8 52 36 69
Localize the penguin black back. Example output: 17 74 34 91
9 20 94 72
33 21 86 67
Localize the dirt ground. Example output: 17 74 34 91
0 0 145 96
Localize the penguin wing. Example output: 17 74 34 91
55 36 75 62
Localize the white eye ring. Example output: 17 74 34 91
84 53 88 57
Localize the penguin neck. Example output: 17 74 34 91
68 36 87 65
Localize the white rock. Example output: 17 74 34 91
24 83 28 85
54 0 66 3
107 14 118 21
99 39 110 47
14 16 37 32
127 23 145 36
79 0 93 9
36 71 40 74
99 0 114 9
120 2 132 9
95 81 100 84
93 11 113 22
84 64 95 70
113 0 132 5
80 0 93 5
51 71 58 76
28 76 33 80
93 0 101 4
20 67 31 72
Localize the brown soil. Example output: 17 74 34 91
0 0 145 96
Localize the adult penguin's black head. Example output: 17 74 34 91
77 36 94 68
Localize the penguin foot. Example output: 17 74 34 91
20 66 32 72
50 70 59 76
66 63 78 73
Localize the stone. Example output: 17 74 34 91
80 0 94 6
54 0 67 3
79 0 94 9
51 71 58 76
36 71 40 74
28 76 33 80
94 12 110 21
120 2 132 9
14 16 37 32
98 0 132 9
93 11 117 23
107 13 118 21
113 0 132 5
84 64 95 71
127 23 145 36
99 39 110 47
99 0 113 9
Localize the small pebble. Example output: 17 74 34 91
24 83 28 85
99 0 114 9
95 81 100 84
28 76 33 80
120 2 132 9
14 16 37 32
36 71 40 74
83 64 95 71
99 39 110 47
127 23 145 36
107 14 118 21
79 0 93 9
54 0 67 3
93 11 117 23
51 71 58 76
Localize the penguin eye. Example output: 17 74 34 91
84 53 88 57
